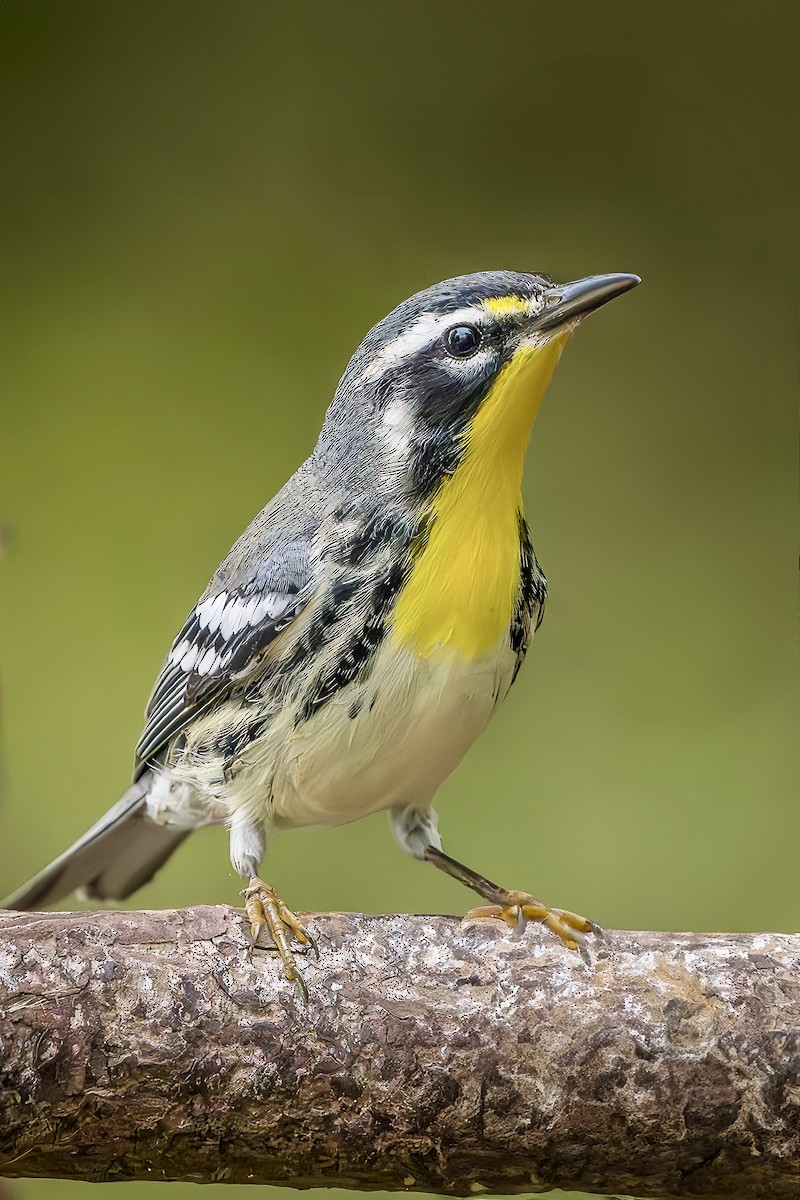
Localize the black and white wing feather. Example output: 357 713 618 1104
135 493 321 772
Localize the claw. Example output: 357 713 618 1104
306 933 321 962
291 970 309 1005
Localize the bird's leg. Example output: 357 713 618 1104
423 846 600 955
390 806 599 955
231 819 317 1002
242 878 319 1003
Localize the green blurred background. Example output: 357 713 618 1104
0 2 797 1199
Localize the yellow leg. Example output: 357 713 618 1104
242 877 318 1003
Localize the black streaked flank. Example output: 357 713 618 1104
369 557 409 611
510 511 546 683
293 557 411 726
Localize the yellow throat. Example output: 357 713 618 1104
390 332 569 660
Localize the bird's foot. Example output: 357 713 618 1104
242 877 319 1003
465 889 601 958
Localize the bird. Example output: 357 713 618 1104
3 269 640 999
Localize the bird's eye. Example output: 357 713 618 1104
444 324 482 358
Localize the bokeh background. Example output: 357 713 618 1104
1 3 797 1200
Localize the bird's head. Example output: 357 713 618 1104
318 270 640 503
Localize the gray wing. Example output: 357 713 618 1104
135 464 323 771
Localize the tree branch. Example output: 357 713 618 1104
0 907 797 1198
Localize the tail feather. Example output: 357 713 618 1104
1 773 190 910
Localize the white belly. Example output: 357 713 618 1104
227 636 517 831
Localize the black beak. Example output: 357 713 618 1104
535 273 641 332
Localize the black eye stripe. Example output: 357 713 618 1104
444 324 482 358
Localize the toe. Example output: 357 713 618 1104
464 904 504 921
542 909 583 949
557 909 597 935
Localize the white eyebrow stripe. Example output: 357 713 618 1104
359 305 488 382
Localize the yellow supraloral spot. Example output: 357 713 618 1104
483 295 533 319
390 332 570 660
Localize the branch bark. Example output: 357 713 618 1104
0 907 797 1198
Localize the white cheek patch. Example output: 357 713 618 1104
381 397 416 461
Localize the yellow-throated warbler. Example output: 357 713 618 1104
4 270 640 998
